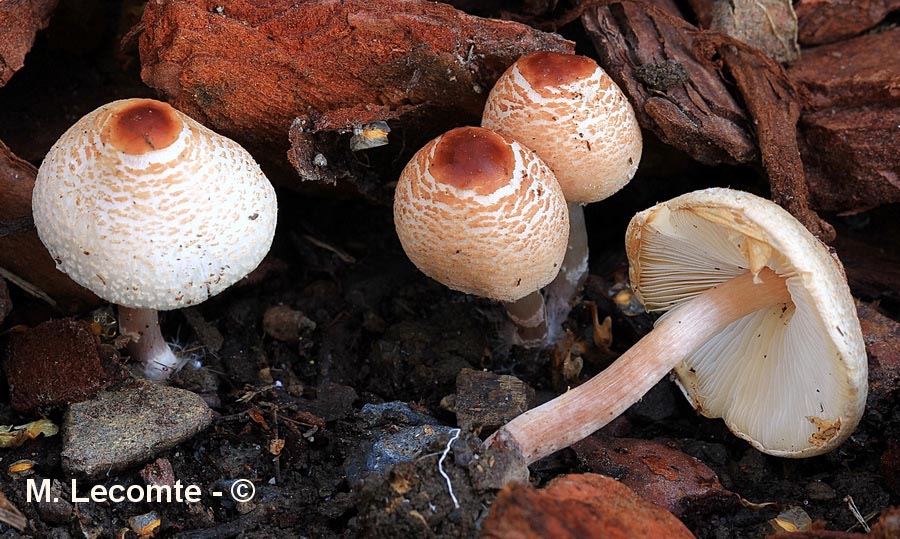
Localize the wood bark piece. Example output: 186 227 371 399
0 140 99 313
789 30 900 212
482 473 696 539
0 0 57 87
139 0 573 195
699 38 835 240
794 0 900 46
573 437 740 517
581 0 757 166
789 30 900 112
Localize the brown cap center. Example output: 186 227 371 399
103 99 183 155
517 52 598 94
428 127 515 195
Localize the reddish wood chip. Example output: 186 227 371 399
0 0 57 87
794 0 900 46
482 473 696 539
139 0 573 193
573 436 740 517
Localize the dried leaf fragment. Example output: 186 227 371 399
0 418 59 448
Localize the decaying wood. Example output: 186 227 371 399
139 0 573 195
580 0 831 239
789 30 900 213
794 0 900 46
0 141 99 313
581 1 756 166
0 0 57 87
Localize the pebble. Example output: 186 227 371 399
805 480 836 501
35 479 72 524
61 381 213 478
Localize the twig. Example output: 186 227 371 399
438 429 461 510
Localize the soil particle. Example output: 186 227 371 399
442 368 535 433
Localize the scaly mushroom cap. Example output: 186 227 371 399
482 52 642 204
394 126 569 302
626 188 866 457
33 98 277 310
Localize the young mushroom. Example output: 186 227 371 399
482 51 642 343
394 126 569 343
32 98 277 381
487 188 867 464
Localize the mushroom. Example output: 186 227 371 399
487 188 867 464
32 98 277 381
482 51 642 343
394 126 569 342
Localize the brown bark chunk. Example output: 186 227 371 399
482 473 696 539
794 0 900 46
4 318 106 413
0 0 57 87
139 0 573 192
573 437 740 517
789 30 900 212
581 0 757 166
0 140 99 313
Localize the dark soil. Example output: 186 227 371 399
0 2 898 539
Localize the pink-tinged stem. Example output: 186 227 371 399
485 268 791 465
118 306 180 381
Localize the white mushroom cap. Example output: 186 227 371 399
33 98 277 310
626 188 867 457
482 51 642 204
394 126 569 302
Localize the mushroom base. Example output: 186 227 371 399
119 306 182 381
486 268 792 465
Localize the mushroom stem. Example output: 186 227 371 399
503 291 549 347
544 202 589 343
504 203 589 347
118 306 180 381
485 268 792 465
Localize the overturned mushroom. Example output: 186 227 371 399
394 126 569 343
32 98 277 380
487 188 866 464
482 52 642 343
